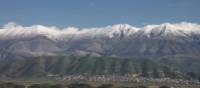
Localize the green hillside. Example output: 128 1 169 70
0 55 188 79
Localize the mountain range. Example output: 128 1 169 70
0 22 200 79
1 22 200 57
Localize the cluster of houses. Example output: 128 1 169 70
47 73 200 85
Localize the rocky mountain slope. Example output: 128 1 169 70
0 22 200 79
1 22 200 57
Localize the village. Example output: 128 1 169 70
47 74 200 85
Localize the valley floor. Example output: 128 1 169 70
0 76 200 88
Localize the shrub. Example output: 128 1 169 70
50 84 67 88
137 85 147 88
159 85 170 88
97 84 115 88
0 82 25 88
68 83 93 88
28 83 52 88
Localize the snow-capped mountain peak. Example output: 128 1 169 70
140 22 200 38
0 22 200 40
111 24 137 30
1 22 200 58
0 23 61 39
106 24 139 38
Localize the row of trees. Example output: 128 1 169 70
0 82 170 88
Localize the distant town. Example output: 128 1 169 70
47 73 200 85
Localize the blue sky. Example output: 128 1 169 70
0 0 200 28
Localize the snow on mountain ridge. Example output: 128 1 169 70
0 22 79 39
0 22 200 40
140 22 200 38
